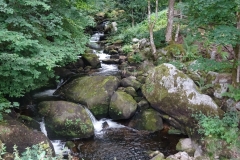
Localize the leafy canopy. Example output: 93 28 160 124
0 0 95 97
185 0 240 46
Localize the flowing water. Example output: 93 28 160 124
36 32 187 159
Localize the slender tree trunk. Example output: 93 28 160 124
148 0 158 58
232 11 240 86
131 9 134 27
174 0 182 42
166 0 175 43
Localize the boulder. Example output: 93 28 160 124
109 90 137 120
0 118 54 154
82 53 101 69
124 87 138 97
120 76 142 90
54 76 120 118
166 152 193 160
176 138 195 156
128 108 163 132
142 63 224 137
206 72 231 99
150 151 165 160
38 101 94 139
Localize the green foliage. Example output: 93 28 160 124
165 42 185 59
195 78 213 92
0 95 19 121
222 85 240 101
0 0 94 98
189 58 233 73
164 35 200 62
168 60 185 70
122 44 133 54
0 142 7 157
193 112 239 144
182 35 200 61
132 53 143 63
185 0 240 46
111 9 167 44
153 28 167 48
193 111 240 158
12 142 70 160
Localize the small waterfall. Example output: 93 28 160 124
84 107 125 136
33 79 64 98
39 118 67 155
89 32 104 42
39 117 48 136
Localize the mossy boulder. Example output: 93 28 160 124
18 115 40 130
54 76 120 118
38 101 94 139
142 63 224 137
82 53 101 69
128 108 163 132
120 76 142 90
0 118 53 154
109 90 137 120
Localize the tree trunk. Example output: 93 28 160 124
174 0 182 42
232 11 240 86
166 0 175 43
148 0 158 58
131 9 134 27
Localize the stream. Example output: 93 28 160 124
33 32 187 160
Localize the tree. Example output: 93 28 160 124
165 0 175 43
0 0 95 98
148 0 159 57
185 0 240 86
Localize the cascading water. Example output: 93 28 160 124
35 32 187 160
39 117 68 155
84 108 125 137
88 32 119 76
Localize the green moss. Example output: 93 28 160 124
38 102 52 116
90 104 108 117
187 92 196 99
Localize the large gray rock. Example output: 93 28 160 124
109 90 137 120
38 101 94 139
55 76 120 118
128 108 163 132
0 117 54 154
142 63 224 137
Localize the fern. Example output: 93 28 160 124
222 85 240 102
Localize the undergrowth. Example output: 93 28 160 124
0 142 72 160
193 112 240 159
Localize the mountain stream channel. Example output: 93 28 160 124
29 32 187 160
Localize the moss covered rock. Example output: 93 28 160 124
142 63 224 137
82 53 101 69
128 108 163 132
109 90 137 120
120 76 142 90
38 101 94 139
0 118 53 154
55 76 120 118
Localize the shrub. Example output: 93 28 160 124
189 57 233 73
0 96 19 121
122 44 133 54
132 53 143 63
193 112 240 158
222 85 240 102
0 142 71 160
